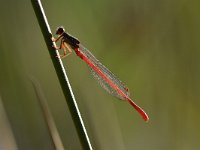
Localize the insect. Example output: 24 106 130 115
52 26 149 122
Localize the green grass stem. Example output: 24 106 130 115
31 0 93 149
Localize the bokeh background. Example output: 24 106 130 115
1 0 200 149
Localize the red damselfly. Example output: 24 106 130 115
52 26 149 122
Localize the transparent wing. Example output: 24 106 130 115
78 44 130 100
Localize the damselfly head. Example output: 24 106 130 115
56 26 65 35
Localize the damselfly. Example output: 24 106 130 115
52 26 149 122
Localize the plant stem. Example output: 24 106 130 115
31 0 93 149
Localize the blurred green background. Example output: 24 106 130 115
1 0 200 149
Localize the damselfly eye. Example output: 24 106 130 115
56 26 65 35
